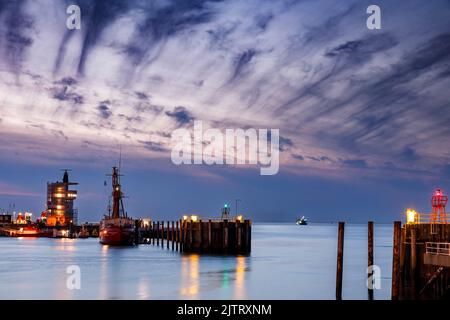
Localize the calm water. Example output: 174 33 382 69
0 223 393 300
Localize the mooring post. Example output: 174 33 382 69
391 221 401 300
161 221 164 249
166 221 169 249
157 221 160 246
184 220 188 251
172 221 175 251
236 220 241 253
223 220 229 254
336 222 345 300
180 220 186 252
208 220 212 253
189 221 193 251
368 221 374 300
410 226 417 299
199 220 203 252
176 220 179 251
152 222 155 245
134 219 140 245
246 220 251 254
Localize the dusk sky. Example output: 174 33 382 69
0 0 449 222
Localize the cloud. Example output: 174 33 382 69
292 154 304 161
135 91 149 100
52 86 84 104
279 136 293 152
229 49 257 82
0 0 449 182
98 103 112 119
342 159 368 169
138 140 168 153
400 147 420 162
0 0 34 72
56 77 78 86
165 106 194 126
0 181 39 197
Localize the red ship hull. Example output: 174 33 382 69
99 225 135 246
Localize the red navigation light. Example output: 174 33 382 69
431 189 448 223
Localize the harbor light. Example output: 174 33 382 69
236 215 244 222
183 215 188 221
406 209 418 224
142 219 150 227
190 215 198 222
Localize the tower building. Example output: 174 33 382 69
46 170 78 226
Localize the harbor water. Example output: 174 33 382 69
0 223 393 300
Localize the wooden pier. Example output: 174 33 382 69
395 223 450 300
136 219 252 255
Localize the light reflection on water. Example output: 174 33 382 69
180 254 200 298
0 223 393 299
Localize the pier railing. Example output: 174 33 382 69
409 212 448 224
425 242 450 256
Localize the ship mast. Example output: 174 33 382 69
111 167 126 219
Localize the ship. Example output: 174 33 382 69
16 225 40 237
296 216 308 225
99 166 135 246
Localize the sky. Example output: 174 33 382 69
0 0 449 223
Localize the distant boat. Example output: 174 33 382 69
296 216 308 225
99 166 135 246
78 226 90 238
91 228 99 238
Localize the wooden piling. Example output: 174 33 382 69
368 221 374 300
180 220 185 252
134 219 140 245
172 221 175 251
189 221 193 251
223 220 229 254
336 222 345 300
176 221 179 251
165 221 168 249
245 220 251 254
152 222 155 245
199 220 203 252
162 221 165 248
410 226 417 299
156 221 160 246
208 220 212 253
236 220 241 253
391 221 401 300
